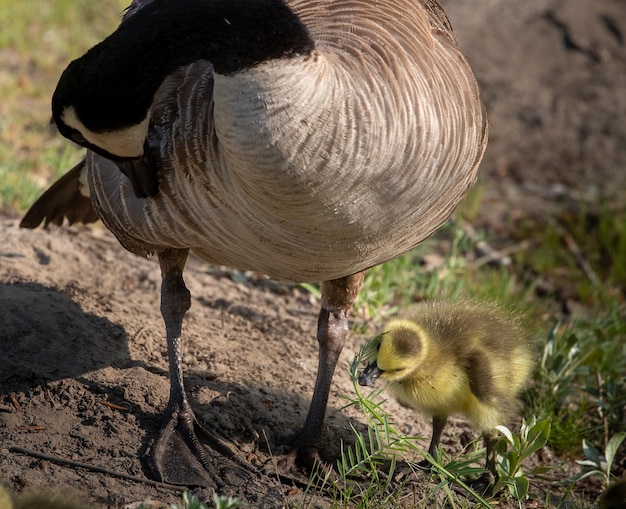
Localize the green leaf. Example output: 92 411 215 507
507 451 520 470
495 437 509 455
496 425 514 445
529 465 553 476
605 432 626 472
582 439 602 467
576 460 600 468
524 418 551 456
498 455 511 473
510 475 530 500
575 470 603 482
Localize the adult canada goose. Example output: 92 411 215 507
21 0 487 488
358 301 534 480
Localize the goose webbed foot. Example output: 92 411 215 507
279 442 323 473
147 402 256 488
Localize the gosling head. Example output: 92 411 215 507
358 319 429 386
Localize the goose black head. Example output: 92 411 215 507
51 41 154 163
52 53 158 197
51 0 314 197
51 0 313 153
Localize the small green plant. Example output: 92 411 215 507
492 417 552 501
136 491 245 509
575 432 626 488
526 324 589 454
323 336 419 507
212 493 246 509
527 310 626 456
425 445 488 508
175 491 208 509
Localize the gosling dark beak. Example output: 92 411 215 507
358 362 384 386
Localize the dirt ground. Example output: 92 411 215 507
1 0 624 507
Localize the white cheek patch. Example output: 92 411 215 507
62 105 150 158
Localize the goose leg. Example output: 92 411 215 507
294 272 365 469
147 248 254 487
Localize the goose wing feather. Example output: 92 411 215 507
20 160 98 228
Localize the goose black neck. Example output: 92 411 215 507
52 0 313 133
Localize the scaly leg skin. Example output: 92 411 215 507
146 248 256 488
285 272 365 472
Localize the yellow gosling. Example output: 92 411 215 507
358 300 535 479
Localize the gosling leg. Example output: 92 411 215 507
429 415 448 458
417 415 448 469
483 429 499 482
295 272 365 469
